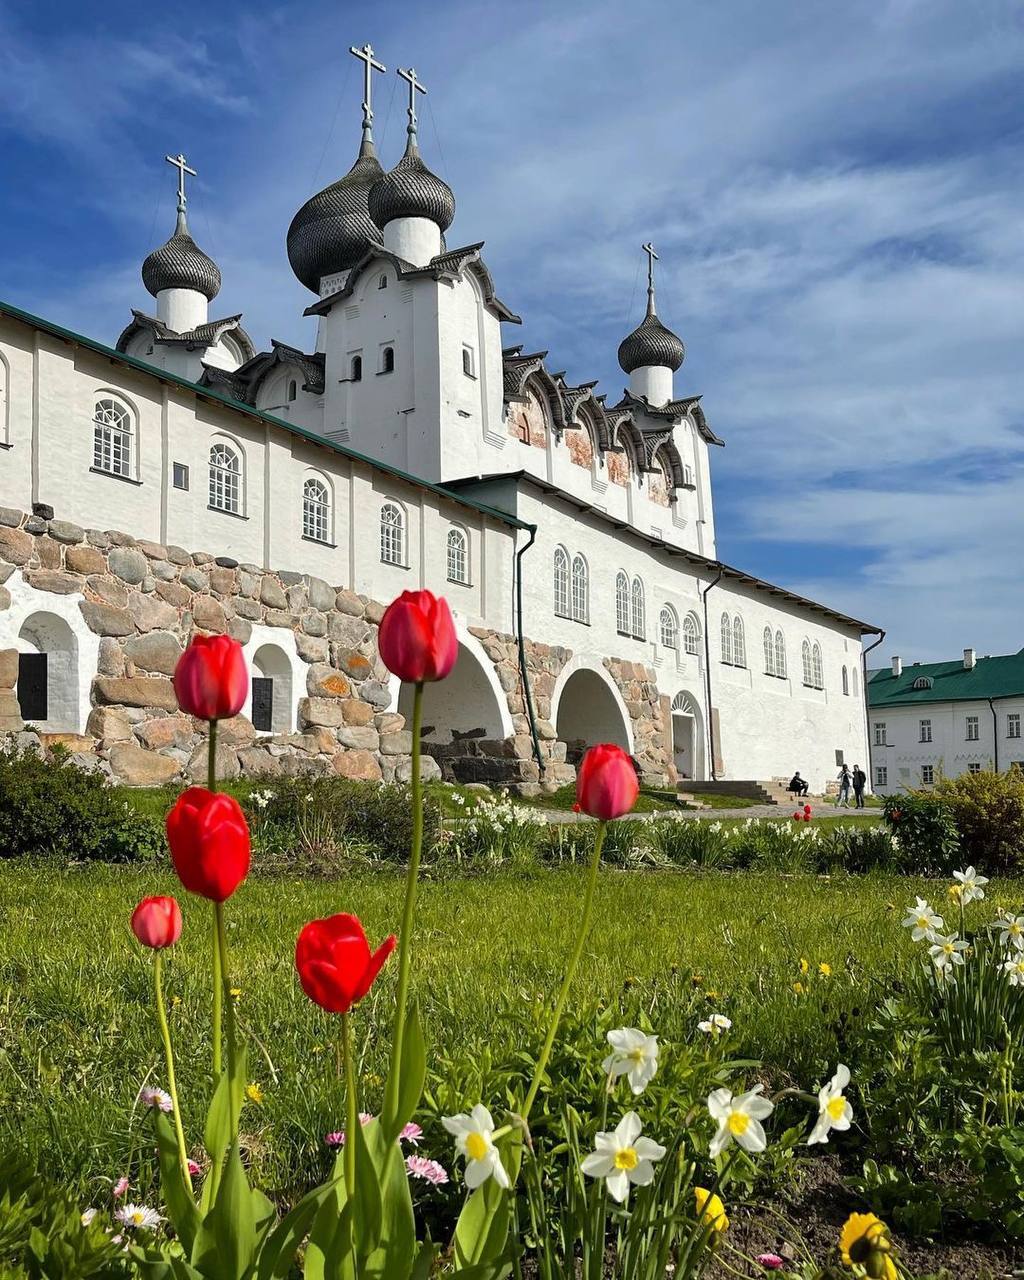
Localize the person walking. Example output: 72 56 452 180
836 763 852 807
852 764 867 809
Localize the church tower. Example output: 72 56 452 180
617 242 685 408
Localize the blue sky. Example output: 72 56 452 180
2 0 1022 660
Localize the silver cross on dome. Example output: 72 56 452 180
642 241 659 314
349 43 386 141
398 66 427 141
165 153 197 213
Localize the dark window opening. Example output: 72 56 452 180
350 355 362 382
252 677 273 733
287 379 297 402
17 653 47 721
381 346 395 374
172 462 189 491
378 274 388 289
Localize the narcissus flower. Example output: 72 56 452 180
576 744 639 820
442 1104 509 1189
999 914 1024 950
902 897 943 941
1003 954 1024 986
953 866 988 904
694 1186 729 1232
698 1013 732 1038
377 590 458 683
173 633 248 722
839 1211 896 1278
166 788 251 903
602 1027 659 1095
130 897 182 950
581 1111 666 1203
928 932 969 970
295 914 396 1015
808 1063 853 1145
708 1084 774 1158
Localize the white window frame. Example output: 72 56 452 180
1009 713 1021 740
571 554 589 624
615 572 630 636
172 462 189 491
92 397 134 479
774 630 787 678
462 345 476 378
763 626 775 676
875 765 888 787
811 641 824 690
966 715 980 742
630 577 646 641
302 476 331 544
209 441 241 514
447 526 469 585
874 722 887 746
379 501 406 566
842 665 849 696
802 639 813 686
553 546 570 619
732 615 746 668
919 719 932 743
683 613 700 657
968 762 982 774
921 764 934 785
660 605 679 651
721 612 733 665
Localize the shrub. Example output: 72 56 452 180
935 768 1024 873
448 792 547 867
647 816 734 868
882 791 959 875
731 817 818 871
815 823 901 874
0 747 162 863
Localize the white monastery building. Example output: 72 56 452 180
868 650 1024 794
0 47 880 793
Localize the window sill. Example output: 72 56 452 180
463 371 478 381
0 442 11 450
208 504 248 520
90 466 142 486
380 559 410 570
302 535 337 548
447 576 472 587
376 369 394 377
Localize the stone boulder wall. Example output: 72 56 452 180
0 509 670 791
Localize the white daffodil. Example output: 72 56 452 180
928 933 970 970
708 1085 774 1158
902 897 943 942
80 1208 98 1227
953 866 989 904
602 1028 659 1095
1002 954 1024 986
999 915 1024 951
808 1064 853 1145
441 1104 509 1190
580 1111 666 1203
698 1013 733 1038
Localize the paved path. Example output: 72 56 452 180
539 803 883 824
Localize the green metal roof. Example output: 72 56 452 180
868 650 1024 706
0 298 532 534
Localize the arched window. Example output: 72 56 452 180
660 605 679 650
381 346 395 374
774 630 787 679
683 613 700 656
732 616 746 668
350 355 363 382
302 477 330 543
812 642 824 690
615 572 630 636
763 625 775 676
842 665 849 696
380 502 405 565
93 398 133 478
852 667 859 697
630 577 646 641
801 640 813 686
287 379 297 403
721 612 733 665
571 554 589 624
447 526 468 584
378 273 388 290
209 442 240 514
553 546 570 618
0 352 10 446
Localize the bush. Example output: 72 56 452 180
647 816 734 868
816 823 901 874
0 747 162 863
935 768 1024 873
882 791 960 875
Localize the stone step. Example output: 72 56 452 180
676 779 787 805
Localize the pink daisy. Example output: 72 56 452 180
405 1155 449 1186
756 1255 785 1271
187 1160 202 1178
325 1113 373 1146
400 1123 423 1146
112 1177 130 1199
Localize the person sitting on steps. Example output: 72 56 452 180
787 771 810 797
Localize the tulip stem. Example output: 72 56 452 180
215 902 238 1106
211 907 222 1081
342 1012 357 1204
208 718 218 791
385 680 424 1135
522 820 607 1124
153 951 193 1195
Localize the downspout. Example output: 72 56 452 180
699 566 724 781
515 524 545 777
861 630 886 786
988 698 999 773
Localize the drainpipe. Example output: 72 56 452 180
988 698 999 773
514 524 545 776
699 566 724 781
861 630 885 787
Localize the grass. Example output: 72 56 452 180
515 782 686 813
1 858 1019 1206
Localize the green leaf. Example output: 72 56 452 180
201 1050 248 1215
351 1113 383 1261
382 1002 426 1143
362 1122 416 1280
409 1243 438 1280
304 1158 346 1280
254 1179 340 1280
191 1140 257 1280
154 1110 201 1255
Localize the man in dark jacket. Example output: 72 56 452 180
852 765 867 808
787 772 810 797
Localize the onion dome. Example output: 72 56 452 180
368 137 455 234
287 140 384 293
142 208 221 302
617 303 685 374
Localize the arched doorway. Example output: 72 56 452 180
553 662 633 765
16 611 79 732
671 690 705 782
397 639 511 747
251 644 293 734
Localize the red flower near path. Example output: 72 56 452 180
804 804 812 815
166 788 251 902
131 896 183 949
793 811 802 821
576 743 640 821
377 590 458 684
295 913 396 1014
174 634 248 722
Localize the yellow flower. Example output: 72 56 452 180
245 1082 265 1106
792 981 805 995
171 995 182 1007
694 1186 729 1233
692 973 705 987
229 987 242 1000
839 1211 896 1278
948 883 963 901
705 989 721 1000
819 962 833 978
799 957 810 975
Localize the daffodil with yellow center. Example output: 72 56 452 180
809 1064 854 1144
694 1186 729 1233
581 1111 666 1203
839 1211 896 1278
708 1084 773 1158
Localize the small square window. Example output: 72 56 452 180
875 766 888 787
173 462 189 491
921 764 934 784
968 762 982 774
462 346 475 378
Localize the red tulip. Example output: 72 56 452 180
793 811 802 821
576 743 640 821
377 590 458 684
804 804 812 815
174 634 248 722
295 913 396 1014
166 788 251 902
804 812 811 822
131 896 182 949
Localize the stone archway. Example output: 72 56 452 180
16 611 80 732
670 690 705 782
552 659 634 765
250 643 293 735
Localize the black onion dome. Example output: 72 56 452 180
617 307 685 374
368 140 455 234
142 210 221 301
287 143 384 293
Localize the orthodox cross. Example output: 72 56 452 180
398 66 427 137
642 241 658 312
165 153 197 212
349 43 386 136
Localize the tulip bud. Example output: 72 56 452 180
377 590 458 684
131 896 183 949
166 788 251 902
575 743 640 821
173 634 248 722
295 913 396 1014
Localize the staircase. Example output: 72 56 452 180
677 779 794 806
